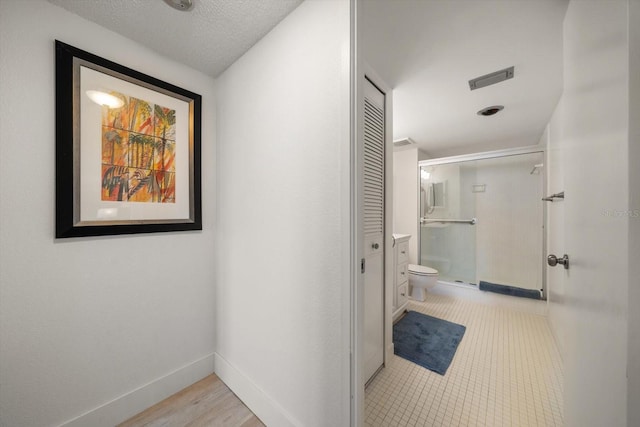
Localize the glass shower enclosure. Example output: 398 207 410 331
419 150 545 296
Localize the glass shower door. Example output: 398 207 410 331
419 152 544 291
419 163 477 284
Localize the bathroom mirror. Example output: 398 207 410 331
431 181 446 208
421 180 446 216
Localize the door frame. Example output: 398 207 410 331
365 67 395 372
349 40 394 425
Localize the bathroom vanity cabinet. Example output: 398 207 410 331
392 234 411 320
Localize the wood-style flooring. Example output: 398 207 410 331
118 374 265 427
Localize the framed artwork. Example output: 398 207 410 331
55 40 202 238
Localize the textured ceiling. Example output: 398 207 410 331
48 0 303 77
363 0 569 158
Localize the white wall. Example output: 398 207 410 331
393 148 420 263
0 2 216 426
628 0 640 424
214 1 351 426
546 0 629 425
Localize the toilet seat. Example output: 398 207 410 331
408 264 438 276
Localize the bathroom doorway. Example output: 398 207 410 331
419 149 545 297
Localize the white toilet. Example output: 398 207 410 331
408 264 439 301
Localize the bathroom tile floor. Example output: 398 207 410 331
365 284 564 427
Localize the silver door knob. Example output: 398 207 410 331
372 243 379 249
547 254 569 269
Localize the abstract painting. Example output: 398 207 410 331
101 94 177 203
55 40 202 238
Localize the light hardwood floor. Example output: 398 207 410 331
118 374 265 427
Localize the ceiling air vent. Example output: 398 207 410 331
469 66 514 91
393 138 416 148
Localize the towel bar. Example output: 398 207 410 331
421 217 477 225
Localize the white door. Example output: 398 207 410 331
363 78 385 384
546 2 628 425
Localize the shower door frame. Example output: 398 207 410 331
417 145 547 299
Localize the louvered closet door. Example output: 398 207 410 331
363 78 385 384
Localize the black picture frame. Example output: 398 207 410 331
55 40 202 238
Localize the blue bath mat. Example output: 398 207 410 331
479 280 541 300
393 311 466 375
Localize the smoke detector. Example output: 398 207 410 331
164 0 194 11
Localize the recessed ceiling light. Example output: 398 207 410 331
477 105 504 116
164 0 194 12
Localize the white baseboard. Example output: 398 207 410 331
385 342 394 367
213 352 301 427
60 353 214 427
